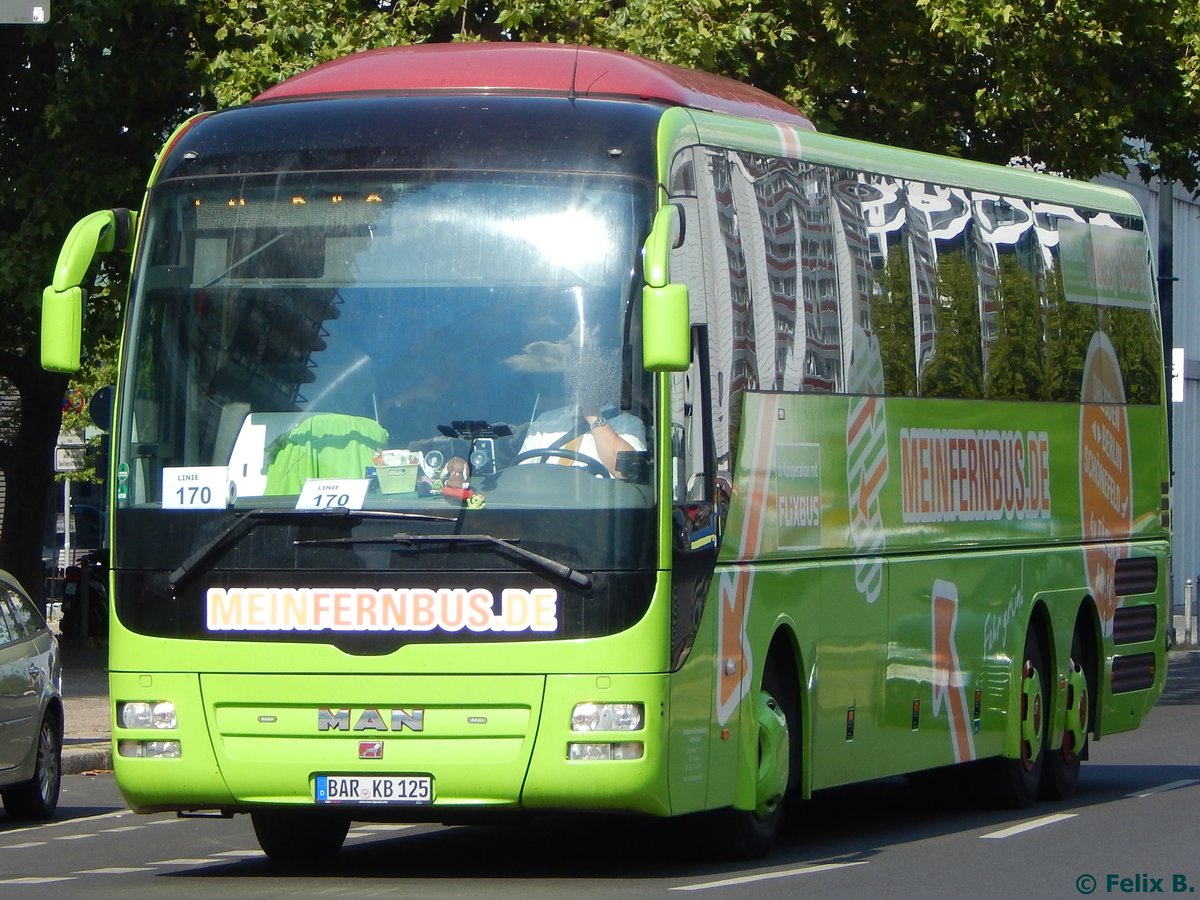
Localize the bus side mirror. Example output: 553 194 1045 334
41 285 84 373
41 208 137 373
642 204 690 372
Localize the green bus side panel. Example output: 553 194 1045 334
721 392 1167 603
712 390 1167 792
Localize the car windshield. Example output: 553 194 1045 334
118 171 655 513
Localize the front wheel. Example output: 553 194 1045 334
2 711 63 820
708 658 796 859
251 809 350 864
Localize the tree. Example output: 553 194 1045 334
3 0 1198 599
776 0 1200 189
0 2 199 596
0 1 438 599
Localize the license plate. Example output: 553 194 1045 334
314 774 433 805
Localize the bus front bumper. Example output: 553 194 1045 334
110 671 671 818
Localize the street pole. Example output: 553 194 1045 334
63 475 71 568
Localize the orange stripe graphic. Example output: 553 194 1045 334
931 579 975 763
718 396 782 724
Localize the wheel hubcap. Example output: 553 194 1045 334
1063 658 1088 759
37 723 59 803
1020 660 1043 770
753 691 789 819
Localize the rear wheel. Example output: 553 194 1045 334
2 711 63 820
1041 628 1092 800
251 809 350 863
989 628 1048 808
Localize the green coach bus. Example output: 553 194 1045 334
41 43 1169 861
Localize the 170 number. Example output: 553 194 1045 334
310 492 351 508
174 485 212 505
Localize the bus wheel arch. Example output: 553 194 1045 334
760 629 803 802
712 629 803 859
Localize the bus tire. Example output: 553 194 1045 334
251 809 350 863
714 657 795 859
991 628 1049 808
1041 627 1092 800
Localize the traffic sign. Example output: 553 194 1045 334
0 1 49 24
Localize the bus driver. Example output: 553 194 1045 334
517 345 646 477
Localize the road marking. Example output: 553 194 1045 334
354 823 418 831
101 825 145 833
53 833 97 841
16 810 128 832
0 877 77 884
149 857 220 866
0 842 47 849
1127 779 1198 798
980 812 1077 839
75 867 154 874
671 861 869 891
211 849 264 858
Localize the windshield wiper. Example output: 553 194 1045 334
169 508 457 590
293 532 592 590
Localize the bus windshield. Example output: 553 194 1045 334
118 171 655 514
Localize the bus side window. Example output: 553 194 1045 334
670 326 720 554
671 361 708 504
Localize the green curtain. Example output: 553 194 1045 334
264 413 389 495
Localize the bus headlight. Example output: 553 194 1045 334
118 740 182 759
568 742 645 761
571 702 644 732
118 701 178 730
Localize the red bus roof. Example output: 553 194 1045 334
253 43 813 130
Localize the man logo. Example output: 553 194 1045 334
318 707 425 732
359 741 384 759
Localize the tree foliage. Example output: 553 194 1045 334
1 0 1198 597
0 1 198 594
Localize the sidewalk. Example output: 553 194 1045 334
54 641 1199 780
59 639 113 776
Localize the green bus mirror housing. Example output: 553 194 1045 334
642 204 690 372
41 208 137 373
41 285 84 373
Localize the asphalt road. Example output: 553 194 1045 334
3 650 1198 899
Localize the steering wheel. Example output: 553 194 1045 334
510 447 612 478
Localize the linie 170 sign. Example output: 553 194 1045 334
0 1 49 23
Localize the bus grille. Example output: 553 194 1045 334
1113 557 1158 597
1110 653 1156 694
1112 604 1158 645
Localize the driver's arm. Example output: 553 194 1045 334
585 413 636 476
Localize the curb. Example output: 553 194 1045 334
63 743 113 776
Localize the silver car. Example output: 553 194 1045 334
0 568 62 819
